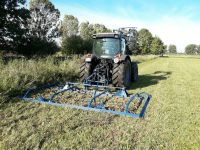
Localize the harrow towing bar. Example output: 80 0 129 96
22 82 151 118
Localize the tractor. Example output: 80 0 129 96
80 27 139 87
21 27 151 118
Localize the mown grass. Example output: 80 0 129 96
131 54 159 63
0 55 200 149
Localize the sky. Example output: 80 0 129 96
51 0 200 52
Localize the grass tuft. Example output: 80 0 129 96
0 56 80 98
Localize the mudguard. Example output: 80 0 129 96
81 54 97 63
119 54 131 63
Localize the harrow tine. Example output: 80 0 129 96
88 90 108 108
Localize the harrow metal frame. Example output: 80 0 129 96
22 82 151 118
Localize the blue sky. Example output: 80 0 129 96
51 0 200 52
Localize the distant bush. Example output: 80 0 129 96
168 45 177 54
61 36 84 54
18 37 59 56
61 35 93 55
185 44 199 55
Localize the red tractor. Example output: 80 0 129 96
80 27 139 87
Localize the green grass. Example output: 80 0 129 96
131 54 159 63
0 57 80 101
0 56 200 149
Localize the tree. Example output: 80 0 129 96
197 45 200 54
0 0 30 51
163 45 167 55
60 15 79 54
79 22 93 53
18 36 58 56
30 0 49 9
79 22 110 40
61 35 83 54
168 44 177 54
28 0 60 41
79 22 111 53
150 36 165 55
92 24 111 34
79 22 94 40
185 44 197 55
61 15 79 37
19 0 60 56
138 29 153 54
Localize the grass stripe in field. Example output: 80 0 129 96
129 56 200 149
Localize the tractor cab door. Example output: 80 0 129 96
122 38 132 55
121 38 126 54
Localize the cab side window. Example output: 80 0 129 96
121 38 126 53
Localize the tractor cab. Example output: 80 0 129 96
92 33 126 59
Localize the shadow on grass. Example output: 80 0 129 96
130 71 172 89
160 56 169 58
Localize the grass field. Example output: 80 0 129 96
0 56 200 149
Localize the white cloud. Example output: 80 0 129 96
57 4 200 53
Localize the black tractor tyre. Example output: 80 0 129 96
131 62 138 82
80 62 93 83
112 59 132 87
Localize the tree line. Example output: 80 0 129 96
167 44 200 55
61 15 111 55
1 0 198 56
185 44 200 55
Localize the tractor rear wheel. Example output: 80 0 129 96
80 62 93 83
112 59 132 87
131 62 138 82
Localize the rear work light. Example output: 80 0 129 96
114 54 121 63
114 57 120 63
85 54 92 62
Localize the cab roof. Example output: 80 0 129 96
94 33 120 38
